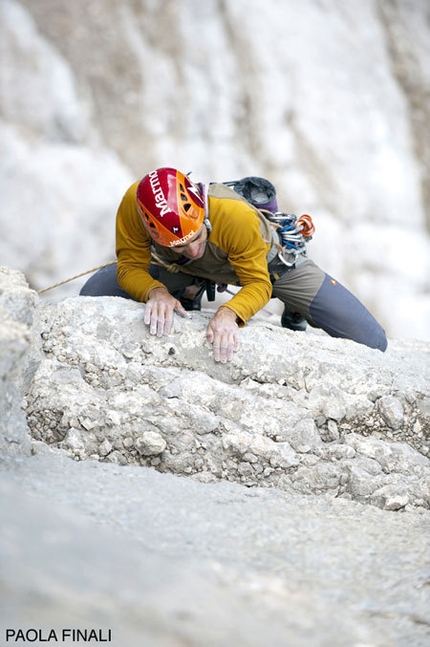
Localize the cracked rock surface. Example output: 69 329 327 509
26 295 430 512
1 268 430 646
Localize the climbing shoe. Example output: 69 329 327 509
281 304 307 331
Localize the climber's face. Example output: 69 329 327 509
170 225 208 260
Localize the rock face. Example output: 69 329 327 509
0 268 39 455
1 266 430 646
1 0 430 339
25 291 430 512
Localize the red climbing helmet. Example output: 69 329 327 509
136 167 205 247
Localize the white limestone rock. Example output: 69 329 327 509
0 268 39 455
24 295 430 510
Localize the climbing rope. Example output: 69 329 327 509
37 260 117 294
37 250 205 295
150 251 187 273
36 254 279 315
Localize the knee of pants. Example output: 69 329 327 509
79 264 132 299
309 275 388 352
150 264 200 296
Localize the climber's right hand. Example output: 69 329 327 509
144 287 188 337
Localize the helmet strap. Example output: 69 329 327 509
199 182 212 233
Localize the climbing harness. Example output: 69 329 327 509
151 251 217 303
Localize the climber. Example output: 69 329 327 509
80 167 387 362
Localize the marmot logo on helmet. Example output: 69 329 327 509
169 230 196 247
149 170 172 217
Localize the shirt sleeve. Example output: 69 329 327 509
115 182 166 302
212 197 273 325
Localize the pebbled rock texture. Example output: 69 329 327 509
25 294 430 511
1 267 430 646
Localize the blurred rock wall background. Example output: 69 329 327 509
1 0 429 340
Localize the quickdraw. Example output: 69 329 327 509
262 211 315 267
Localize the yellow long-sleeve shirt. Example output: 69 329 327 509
116 182 274 325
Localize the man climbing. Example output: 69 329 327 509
80 166 387 362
